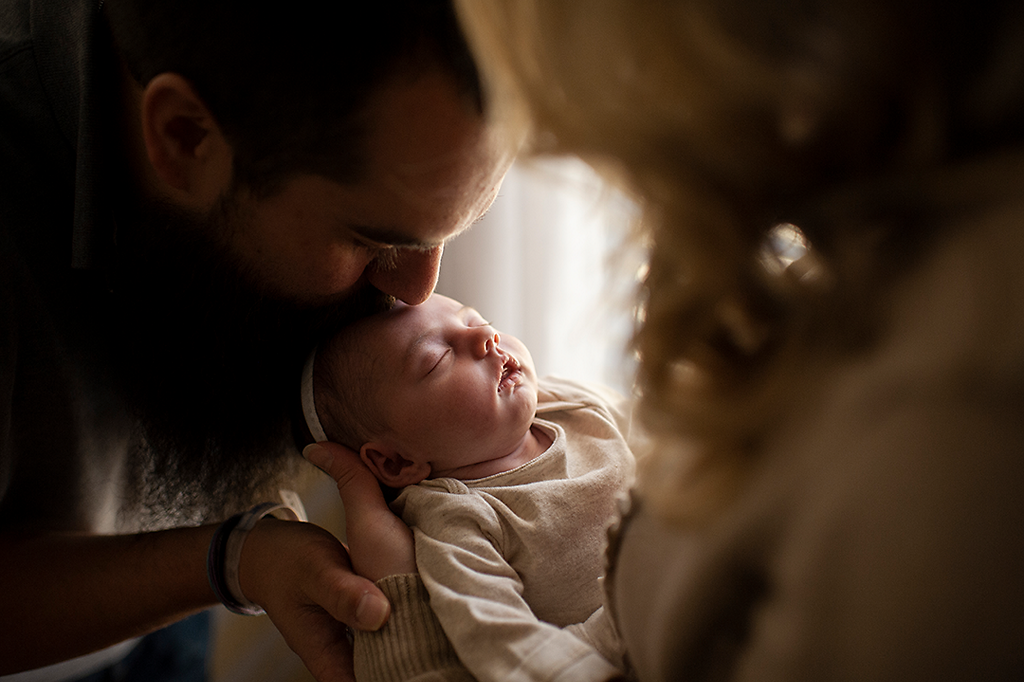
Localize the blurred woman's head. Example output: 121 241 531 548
456 0 1024 519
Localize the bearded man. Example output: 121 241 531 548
0 1 511 679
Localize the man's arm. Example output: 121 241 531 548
0 525 217 673
0 518 389 681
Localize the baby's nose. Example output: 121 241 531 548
475 328 500 359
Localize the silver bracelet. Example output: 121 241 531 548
208 491 308 615
221 502 302 616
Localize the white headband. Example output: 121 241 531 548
300 348 328 443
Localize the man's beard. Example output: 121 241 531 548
99 187 391 524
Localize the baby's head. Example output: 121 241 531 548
304 294 539 485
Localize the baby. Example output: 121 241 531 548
301 293 637 681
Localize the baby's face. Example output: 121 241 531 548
364 294 539 476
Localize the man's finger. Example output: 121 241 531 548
304 442 394 531
273 607 358 682
303 441 416 580
303 555 391 631
303 442 384 510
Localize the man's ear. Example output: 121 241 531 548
359 443 431 488
140 73 233 205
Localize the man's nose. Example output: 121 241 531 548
365 244 444 305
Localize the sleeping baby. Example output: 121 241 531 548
301 293 639 681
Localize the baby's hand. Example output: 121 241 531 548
304 442 417 581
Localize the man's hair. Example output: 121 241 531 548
104 0 483 195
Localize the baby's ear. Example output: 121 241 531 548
359 443 430 488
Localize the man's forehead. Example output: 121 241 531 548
352 70 513 245
363 70 491 179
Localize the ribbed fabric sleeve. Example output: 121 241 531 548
353 574 474 682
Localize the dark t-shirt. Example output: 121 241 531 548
0 0 131 533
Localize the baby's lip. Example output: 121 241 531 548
497 353 523 393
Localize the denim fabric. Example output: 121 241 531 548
77 611 211 682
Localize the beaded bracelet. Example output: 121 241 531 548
208 500 303 616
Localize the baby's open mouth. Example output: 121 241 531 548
497 355 523 394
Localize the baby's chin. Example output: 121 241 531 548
510 380 539 416
514 395 541 443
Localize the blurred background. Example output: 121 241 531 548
436 156 641 396
210 157 642 682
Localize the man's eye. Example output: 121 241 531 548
349 231 395 255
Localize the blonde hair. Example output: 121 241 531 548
456 0 1024 523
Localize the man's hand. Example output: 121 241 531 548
237 515 389 682
232 442 416 682
303 441 416 580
